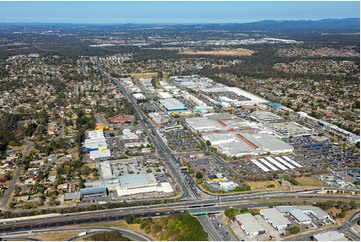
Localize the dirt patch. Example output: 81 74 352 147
295 177 325 187
180 48 255 56
248 180 281 190
66 147 79 160
129 73 158 78
327 207 357 225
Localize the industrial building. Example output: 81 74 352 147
312 231 347 241
289 209 312 224
200 86 268 106
122 129 139 141
303 207 332 222
116 182 174 197
157 91 173 99
215 132 294 157
83 130 108 151
235 213 267 238
118 174 157 189
80 187 108 199
185 117 223 132
260 208 292 230
90 149 111 161
158 98 187 112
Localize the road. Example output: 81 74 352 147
0 191 358 233
0 227 150 241
0 138 32 209
197 215 223 241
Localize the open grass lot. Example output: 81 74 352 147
295 177 325 187
247 180 281 190
19 231 80 241
129 73 158 78
66 147 79 160
180 48 255 56
78 220 157 241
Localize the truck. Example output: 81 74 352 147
78 232 87 237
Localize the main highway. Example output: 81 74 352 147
0 190 358 233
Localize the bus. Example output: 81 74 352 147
195 211 208 216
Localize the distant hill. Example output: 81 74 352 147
235 18 360 31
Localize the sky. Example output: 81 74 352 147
0 1 359 24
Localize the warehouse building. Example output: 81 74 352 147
185 117 223 132
312 231 347 241
80 187 108 199
157 91 173 99
84 130 108 151
303 207 332 222
260 208 292 230
90 149 111 161
118 174 157 189
217 132 294 157
116 182 174 197
88 130 105 139
235 213 267 238
289 209 312 224
158 98 187 112
122 129 139 141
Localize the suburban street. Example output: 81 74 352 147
0 138 32 210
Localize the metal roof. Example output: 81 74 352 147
80 187 107 196
260 208 291 228
313 231 346 241
235 213 267 235
289 209 312 222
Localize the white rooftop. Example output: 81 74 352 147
313 231 347 241
236 213 267 236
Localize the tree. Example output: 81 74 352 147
224 208 238 220
195 172 203 179
289 226 300 234
126 215 134 224
78 177 85 189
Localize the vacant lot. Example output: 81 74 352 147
248 180 281 190
130 73 158 78
295 177 325 187
180 48 255 56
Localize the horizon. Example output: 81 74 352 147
0 17 359 25
0 1 359 24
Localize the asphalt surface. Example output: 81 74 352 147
0 191 358 234
197 215 223 241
